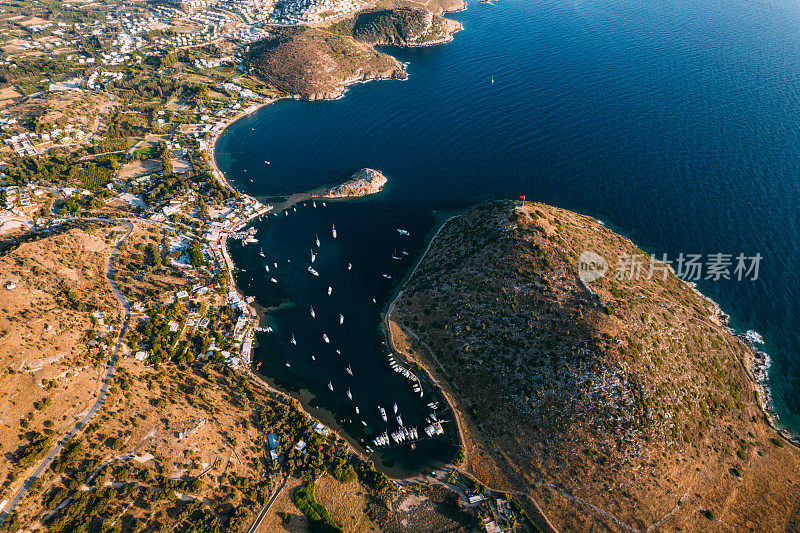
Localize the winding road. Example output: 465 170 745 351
0 220 133 525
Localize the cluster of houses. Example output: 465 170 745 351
268 0 367 25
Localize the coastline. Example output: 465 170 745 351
204 10 469 477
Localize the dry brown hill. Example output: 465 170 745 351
248 28 405 100
390 201 800 532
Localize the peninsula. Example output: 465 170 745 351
316 168 388 198
389 200 800 531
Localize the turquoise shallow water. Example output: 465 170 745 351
218 0 800 471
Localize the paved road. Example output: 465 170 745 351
247 476 288 533
0 221 133 525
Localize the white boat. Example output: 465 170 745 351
259 250 265 258
311 249 316 263
315 234 320 247
322 333 330 343
345 365 352 375
347 263 352 271
332 223 337 239
328 286 332 296
284 211 288 216
313 201 317 208
335 349 341 355
293 206 296 212
285 362 291 367
310 305 315 318
290 334 296 345
307 266 319 277
393 402 398 414
311 355 316 361
265 265 270 272
273 262 278 268
397 229 410 236
346 388 352 400
328 381 334 391
372 297 377 303
391 249 401 260
402 247 409 256
355 406 360 414
382 274 392 279
339 314 344 325
379 406 387 422
323 202 327 207
270 278 278 284
396 414 403 426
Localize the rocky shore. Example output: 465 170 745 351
316 168 388 198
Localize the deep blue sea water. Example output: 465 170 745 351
217 0 800 472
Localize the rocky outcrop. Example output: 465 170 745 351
318 168 387 198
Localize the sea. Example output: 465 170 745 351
216 0 800 473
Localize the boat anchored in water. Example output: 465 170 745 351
393 403 398 414
346 388 352 400
396 414 403 426
311 249 316 263
332 223 337 239
379 406 387 422
382 274 392 279
310 305 315 318
315 234 320 247
347 263 352 271
391 249 401 260
328 381 334 391
339 314 344 325
328 286 333 296
397 228 411 237
322 333 330 343
290 334 296 345
307 266 319 277
270 278 278 284
345 364 352 375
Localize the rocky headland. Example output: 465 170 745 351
389 200 800 532
317 168 388 199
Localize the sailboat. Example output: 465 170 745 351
328 381 334 391
315 234 320 247
391 249 401 260
273 262 278 268
290 334 296 345
396 414 403 426
347 263 352 271
332 223 337 239
259 249 265 258
402 247 409 256
345 364 352 375
310 305 315 318
328 286 333 296
491 75 494 84
311 249 316 263
339 314 344 325
346 388 352 400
